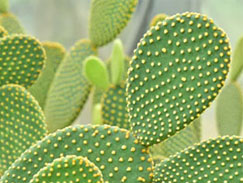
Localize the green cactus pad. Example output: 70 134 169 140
84 56 110 90
150 14 167 27
89 0 138 47
29 155 104 183
0 25 7 38
153 136 243 183
101 83 130 129
29 42 66 109
0 84 47 175
230 36 243 81
216 82 243 136
0 0 9 13
0 35 46 88
0 13 25 34
111 39 125 85
44 40 96 132
127 12 231 146
92 103 102 125
0 125 153 183
150 118 201 158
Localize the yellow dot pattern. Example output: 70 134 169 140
153 136 243 183
30 155 104 183
101 83 130 129
150 118 201 159
0 84 47 175
44 40 96 132
126 12 231 146
0 35 46 88
89 0 138 47
0 125 153 183
150 14 167 27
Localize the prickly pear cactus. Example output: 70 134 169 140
0 84 47 175
0 13 25 34
150 13 167 27
0 125 153 183
0 34 46 88
89 0 138 47
44 40 96 132
153 136 243 182
127 12 231 146
29 155 104 183
101 83 130 129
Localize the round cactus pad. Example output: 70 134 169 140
0 84 47 175
0 35 46 88
0 125 153 183
127 12 231 146
89 0 138 47
153 136 243 183
30 155 104 183
101 83 130 129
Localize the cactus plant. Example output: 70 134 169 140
150 13 167 27
0 1 242 183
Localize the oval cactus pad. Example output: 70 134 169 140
127 12 231 146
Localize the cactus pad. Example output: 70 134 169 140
127 12 231 146
101 83 130 129
0 125 153 183
89 0 138 47
44 40 96 132
0 0 9 13
29 42 66 109
29 155 104 183
216 82 243 136
0 26 7 38
0 35 46 88
150 14 167 27
153 136 243 183
0 84 47 175
0 13 25 34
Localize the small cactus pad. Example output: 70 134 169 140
92 103 102 125
230 36 243 81
150 118 201 159
127 12 231 146
89 0 138 47
0 125 153 183
29 42 66 109
0 13 25 34
153 136 243 183
150 14 167 27
44 40 96 132
216 82 243 136
111 39 125 85
0 84 47 175
101 83 130 129
84 56 110 90
0 35 46 88
29 155 104 183
0 0 9 13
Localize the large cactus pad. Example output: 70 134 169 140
0 84 47 175
0 125 153 183
127 12 231 146
153 136 243 183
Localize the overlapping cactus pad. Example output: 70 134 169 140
0 26 7 37
0 35 46 88
101 83 130 129
127 12 231 146
89 0 138 47
153 136 243 183
0 125 153 183
30 155 104 183
0 84 47 175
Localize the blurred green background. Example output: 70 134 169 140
10 0 243 138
